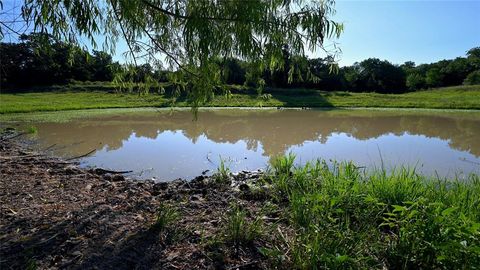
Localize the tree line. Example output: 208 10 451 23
1 34 479 93
1 34 120 87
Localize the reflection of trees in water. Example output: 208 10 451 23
35 110 480 158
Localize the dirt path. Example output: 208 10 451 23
0 135 272 269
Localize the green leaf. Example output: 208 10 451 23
392 205 406 213
441 207 457 217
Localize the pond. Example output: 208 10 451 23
2 108 480 180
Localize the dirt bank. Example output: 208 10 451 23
0 133 276 269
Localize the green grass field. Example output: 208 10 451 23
1 84 479 114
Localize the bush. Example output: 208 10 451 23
464 70 480 85
406 73 426 90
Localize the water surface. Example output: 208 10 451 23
4 108 480 180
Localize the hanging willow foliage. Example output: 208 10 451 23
1 0 343 106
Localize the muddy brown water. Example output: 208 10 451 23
5 108 480 180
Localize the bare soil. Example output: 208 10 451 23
0 133 277 269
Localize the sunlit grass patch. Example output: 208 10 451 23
1 84 479 114
263 155 480 269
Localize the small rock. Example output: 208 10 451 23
188 188 205 195
153 182 169 190
192 175 206 182
64 165 77 175
112 174 125 182
51 255 62 266
171 179 186 187
85 184 93 191
71 251 82 257
93 168 107 175
102 174 112 181
239 183 250 192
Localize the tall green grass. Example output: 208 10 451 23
223 204 263 248
213 156 231 185
265 156 480 269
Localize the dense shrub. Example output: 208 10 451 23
464 70 480 85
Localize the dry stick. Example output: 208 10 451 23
0 154 42 159
93 168 133 174
459 157 480 166
227 260 260 270
33 232 61 247
43 143 57 151
65 149 96 161
0 132 28 142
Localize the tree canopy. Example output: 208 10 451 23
0 33 119 86
0 0 343 105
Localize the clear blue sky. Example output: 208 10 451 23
330 0 480 66
2 0 479 66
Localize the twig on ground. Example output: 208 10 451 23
227 260 260 270
0 132 28 142
93 168 134 174
66 149 96 161
43 144 57 151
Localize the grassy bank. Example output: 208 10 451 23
1 85 479 113
220 155 480 269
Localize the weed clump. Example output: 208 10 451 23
223 204 262 247
212 157 231 185
152 203 179 232
263 156 480 269
26 126 38 134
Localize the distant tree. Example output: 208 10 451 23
442 57 473 86
466 47 480 69
401 61 416 74
463 70 480 85
264 44 292 88
406 73 426 90
91 50 115 81
352 58 406 93
0 42 31 86
425 68 443 88
133 64 154 83
467 47 480 59
342 65 362 91
220 58 246 85
153 69 171 83
307 57 343 90
69 48 93 81
0 33 120 88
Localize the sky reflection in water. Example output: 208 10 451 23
22 109 480 180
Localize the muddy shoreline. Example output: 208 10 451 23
0 133 276 269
